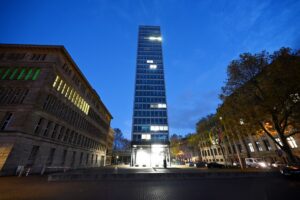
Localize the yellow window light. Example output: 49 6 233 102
68 89 74 100
65 86 70 97
52 76 60 88
57 80 63 91
61 83 67 94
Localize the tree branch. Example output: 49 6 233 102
258 121 283 148
286 130 300 138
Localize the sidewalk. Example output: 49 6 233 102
48 166 280 181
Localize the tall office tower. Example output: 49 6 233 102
131 26 170 167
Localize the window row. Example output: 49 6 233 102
136 80 165 85
138 51 162 56
0 87 28 105
134 103 167 110
201 148 222 157
88 108 110 130
43 94 107 139
137 60 162 64
136 74 164 79
132 125 168 133
138 42 162 47
52 75 90 114
136 69 164 75
137 64 163 70
132 134 168 142
135 97 166 103
137 56 162 60
133 117 168 125
0 53 46 61
134 110 167 117
28 145 103 168
1 53 25 61
138 47 162 51
135 91 165 97
33 118 106 151
135 85 165 91
0 67 41 81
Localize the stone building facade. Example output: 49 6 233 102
105 128 115 165
0 44 112 175
199 132 300 166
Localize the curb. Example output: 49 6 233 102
48 172 280 182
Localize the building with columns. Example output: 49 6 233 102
0 44 113 175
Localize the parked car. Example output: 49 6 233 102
206 162 225 169
187 162 195 167
245 158 269 168
271 161 285 168
195 161 207 168
232 161 241 167
280 163 300 177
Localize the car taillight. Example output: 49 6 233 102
290 166 299 170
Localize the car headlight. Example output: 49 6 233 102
259 162 267 168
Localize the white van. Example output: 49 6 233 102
245 158 268 168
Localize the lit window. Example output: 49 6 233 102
25 69 33 80
158 103 166 108
146 60 153 63
275 138 283 149
57 80 63 91
51 75 90 115
17 69 26 80
65 86 70 97
150 126 168 131
149 64 157 69
71 91 76 103
150 103 167 108
255 141 263 151
2 69 11 79
149 36 162 41
61 83 67 94
9 68 18 80
68 89 74 100
32 69 41 80
53 76 60 87
287 137 298 148
248 143 255 152
141 134 151 140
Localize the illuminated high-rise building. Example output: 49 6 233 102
131 26 170 167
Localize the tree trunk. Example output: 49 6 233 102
241 135 251 158
278 133 296 163
272 114 296 163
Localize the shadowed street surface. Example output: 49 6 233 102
47 166 280 181
0 175 299 200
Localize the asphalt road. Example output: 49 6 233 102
0 176 299 200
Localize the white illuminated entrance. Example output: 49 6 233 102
132 144 170 167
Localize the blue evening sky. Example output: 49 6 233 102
1 0 299 139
